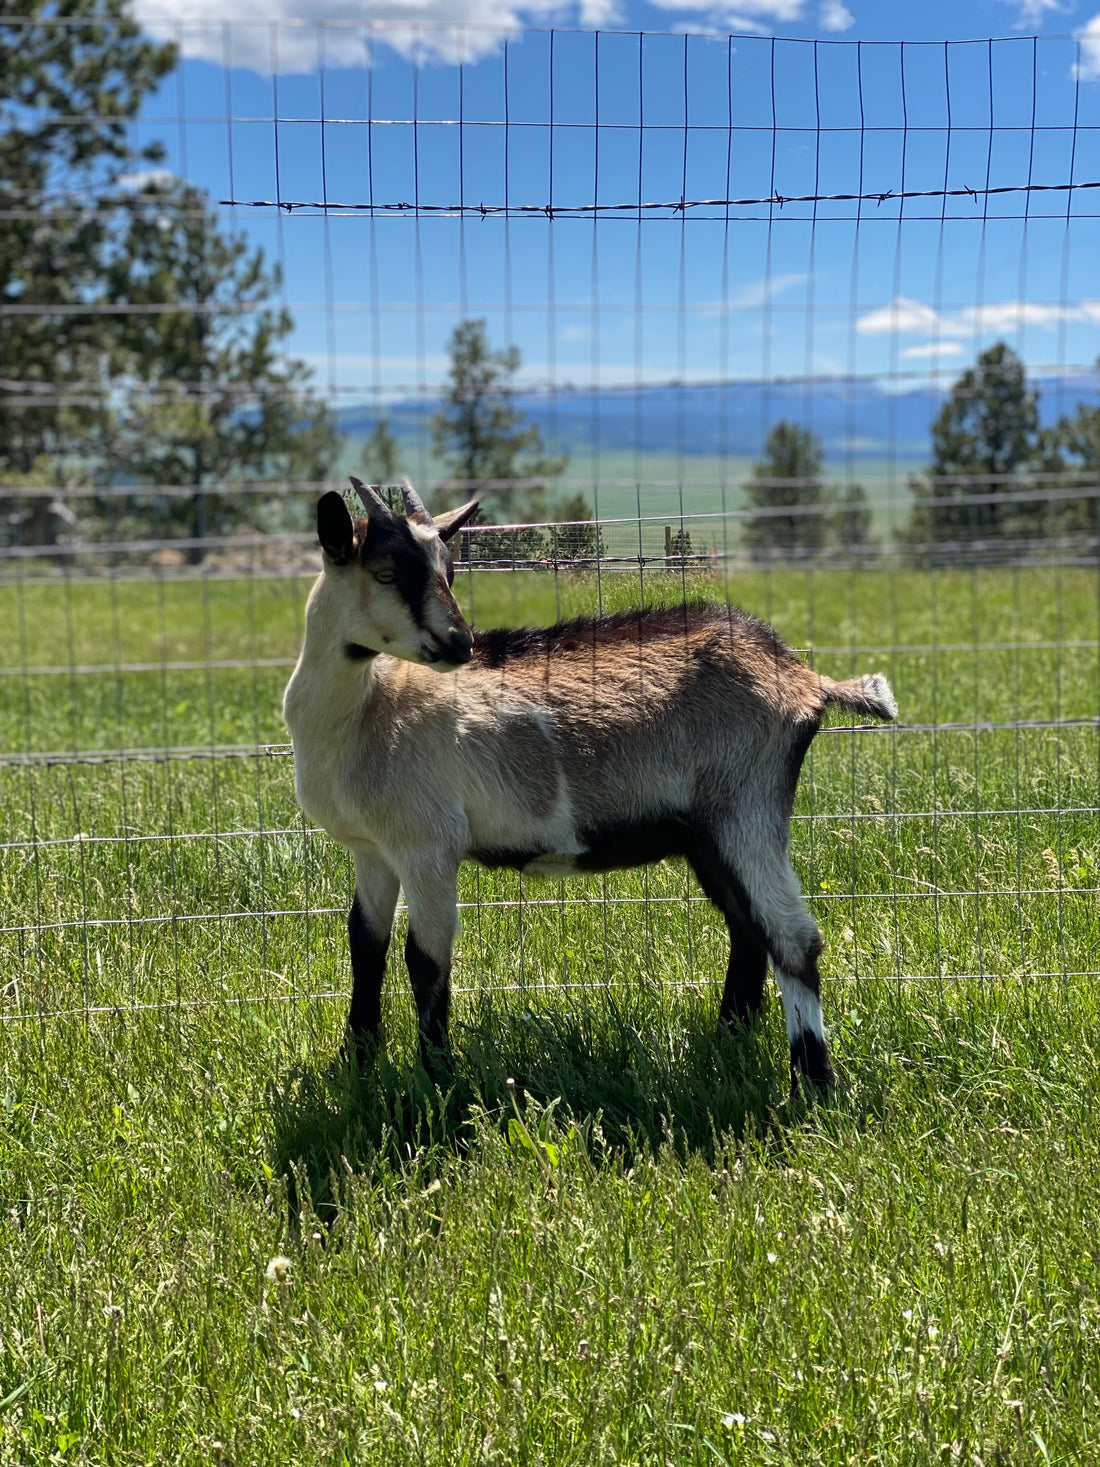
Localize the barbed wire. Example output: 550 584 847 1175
6 176 1100 223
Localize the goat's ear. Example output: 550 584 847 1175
433 499 480 543
317 491 355 565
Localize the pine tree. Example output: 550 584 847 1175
835 483 874 554
103 179 341 559
905 341 1046 560
1044 362 1100 551
431 319 567 524
0 2 176 541
1058 380 1100 471
743 422 830 561
551 491 605 565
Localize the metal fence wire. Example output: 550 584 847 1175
2 21 1100 1032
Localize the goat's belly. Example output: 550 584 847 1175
469 815 691 878
469 845 581 877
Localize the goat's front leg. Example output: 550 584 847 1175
347 849 400 1059
399 857 461 1077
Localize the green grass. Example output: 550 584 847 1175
2 561 1099 1464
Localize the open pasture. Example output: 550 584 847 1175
1 560 1099 1465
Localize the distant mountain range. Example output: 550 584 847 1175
336 372 1100 463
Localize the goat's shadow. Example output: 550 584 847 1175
266 992 853 1225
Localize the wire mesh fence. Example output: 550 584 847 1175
3 20 1100 1034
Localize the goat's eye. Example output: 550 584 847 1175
373 568 396 585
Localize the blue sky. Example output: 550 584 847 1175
121 0 1100 403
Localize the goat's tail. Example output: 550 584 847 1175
820 671 898 722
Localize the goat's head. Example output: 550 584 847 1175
315 478 479 669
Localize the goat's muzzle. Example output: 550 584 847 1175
422 629 473 667
443 630 474 666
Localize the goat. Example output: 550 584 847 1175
283 479 898 1090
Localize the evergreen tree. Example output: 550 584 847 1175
1058 380 1100 472
551 491 605 565
905 341 1046 560
835 483 874 554
431 319 567 524
1043 363 1100 550
103 178 341 559
743 422 830 561
0 2 176 540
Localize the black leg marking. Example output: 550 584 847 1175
790 1030 836 1091
717 910 769 1031
347 895 390 1056
405 931 452 1076
688 846 771 1034
785 939 834 1091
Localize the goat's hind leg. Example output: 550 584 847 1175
775 943 833 1093
718 832 835 1092
718 907 769 1032
688 851 768 1032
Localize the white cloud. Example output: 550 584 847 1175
730 271 808 308
1001 0 1067 28
1076 14 1100 82
858 295 1100 339
646 0 803 16
134 0 832 70
132 0 570 72
856 297 944 336
900 342 964 360
961 302 1071 334
578 0 622 23
819 1 854 32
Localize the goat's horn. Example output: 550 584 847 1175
399 477 433 525
349 475 394 520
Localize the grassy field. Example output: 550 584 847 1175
1 559 1099 1465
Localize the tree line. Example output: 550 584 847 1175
744 342 1100 563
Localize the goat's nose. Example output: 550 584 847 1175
448 629 473 664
